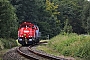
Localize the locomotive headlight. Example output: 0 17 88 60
29 39 32 41
19 39 22 41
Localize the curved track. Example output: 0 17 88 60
17 46 39 60
28 46 66 60
17 42 68 60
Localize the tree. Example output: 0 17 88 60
63 19 73 33
0 0 18 38
43 0 60 38
10 0 39 23
10 0 61 38
82 1 90 34
56 0 85 34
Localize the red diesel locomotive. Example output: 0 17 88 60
18 22 41 45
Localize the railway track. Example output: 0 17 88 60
17 42 68 60
17 46 39 60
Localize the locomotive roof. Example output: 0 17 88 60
20 22 34 26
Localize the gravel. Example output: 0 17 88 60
2 46 75 60
3 47 29 60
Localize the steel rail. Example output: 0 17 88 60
28 45 68 60
17 46 39 60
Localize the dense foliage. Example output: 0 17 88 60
0 38 18 50
10 0 90 38
0 0 18 39
10 0 61 39
48 33 90 59
0 0 90 39
0 0 90 59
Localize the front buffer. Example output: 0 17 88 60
18 37 35 46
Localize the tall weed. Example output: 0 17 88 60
0 40 4 50
0 38 18 49
48 33 90 59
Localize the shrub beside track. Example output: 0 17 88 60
47 33 90 60
0 38 18 50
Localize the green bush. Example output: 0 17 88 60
0 38 18 49
48 33 90 59
0 40 4 50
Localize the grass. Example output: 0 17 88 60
0 38 18 49
37 33 90 60
37 42 60 56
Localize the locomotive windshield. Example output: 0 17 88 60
20 24 30 28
